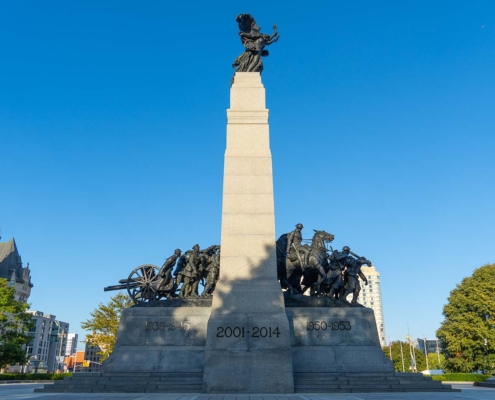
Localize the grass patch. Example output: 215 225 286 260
430 373 491 382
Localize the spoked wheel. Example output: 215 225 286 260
127 264 161 304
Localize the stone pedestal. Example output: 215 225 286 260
202 72 294 393
286 307 394 374
103 306 211 373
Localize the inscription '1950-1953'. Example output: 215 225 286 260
307 321 351 331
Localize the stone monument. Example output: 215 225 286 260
36 14 458 395
202 72 294 393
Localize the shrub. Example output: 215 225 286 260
0 373 72 380
431 373 491 382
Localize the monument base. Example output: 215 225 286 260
35 303 458 393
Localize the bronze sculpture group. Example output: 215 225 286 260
277 224 372 304
104 244 221 304
104 223 371 306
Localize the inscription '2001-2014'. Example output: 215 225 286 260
217 327 280 338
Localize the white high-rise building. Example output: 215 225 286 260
26 311 69 372
348 265 387 347
65 333 78 356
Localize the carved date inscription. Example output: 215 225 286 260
145 320 190 331
216 327 280 338
306 320 351 331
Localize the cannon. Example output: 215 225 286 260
104 264 169 304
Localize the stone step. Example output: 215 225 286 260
36 385 204 393
293 372 458 394
102 372 204 377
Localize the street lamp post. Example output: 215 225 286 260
49 321 67 372
484 338 488 374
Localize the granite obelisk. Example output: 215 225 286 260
203 72 294 393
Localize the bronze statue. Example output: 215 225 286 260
342 254 371 304
232 14 279 79
154 249 182 298
321 247 348 299
201 246 220 297
286 223 310 270
178 244 202 298
277 228 335 295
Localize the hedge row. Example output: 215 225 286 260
0 373 72 381
431 373 491 382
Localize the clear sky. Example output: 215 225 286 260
1 1 494 349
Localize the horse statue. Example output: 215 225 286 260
276 229 335 294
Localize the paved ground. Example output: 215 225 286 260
0 383 493 400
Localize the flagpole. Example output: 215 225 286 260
407 324 416 372
389 336 393 360
423 335 429 371
399 335 405 372
436 339 441 367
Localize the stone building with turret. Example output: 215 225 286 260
0 237 33 302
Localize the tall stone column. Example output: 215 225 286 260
203 72 294 393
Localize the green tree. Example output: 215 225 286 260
0 278 33 369
427 352 445 370
436 263 495 373
81 293 132 362
382 341 426 372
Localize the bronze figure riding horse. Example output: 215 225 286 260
276 229 334 294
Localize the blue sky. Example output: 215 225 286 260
1 1 494 349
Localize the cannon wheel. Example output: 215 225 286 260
127 264 161 304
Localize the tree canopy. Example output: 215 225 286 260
81 293 132 362
382 341 426 372
0 278 33 369
436 263 495 373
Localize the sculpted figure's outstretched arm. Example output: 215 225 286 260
268 25 280 43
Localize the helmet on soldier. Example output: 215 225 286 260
175 249 181 254
193 244 199 251
296 223 304 229
342 246 350 253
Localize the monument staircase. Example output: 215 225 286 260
293 372 457 393
36 371 458 394
35 372 203 394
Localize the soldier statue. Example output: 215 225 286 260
155 249 181 298
323 246 350 299
286 223 310 269
178 244 202 298
342 254 371 304
201 246 220 297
